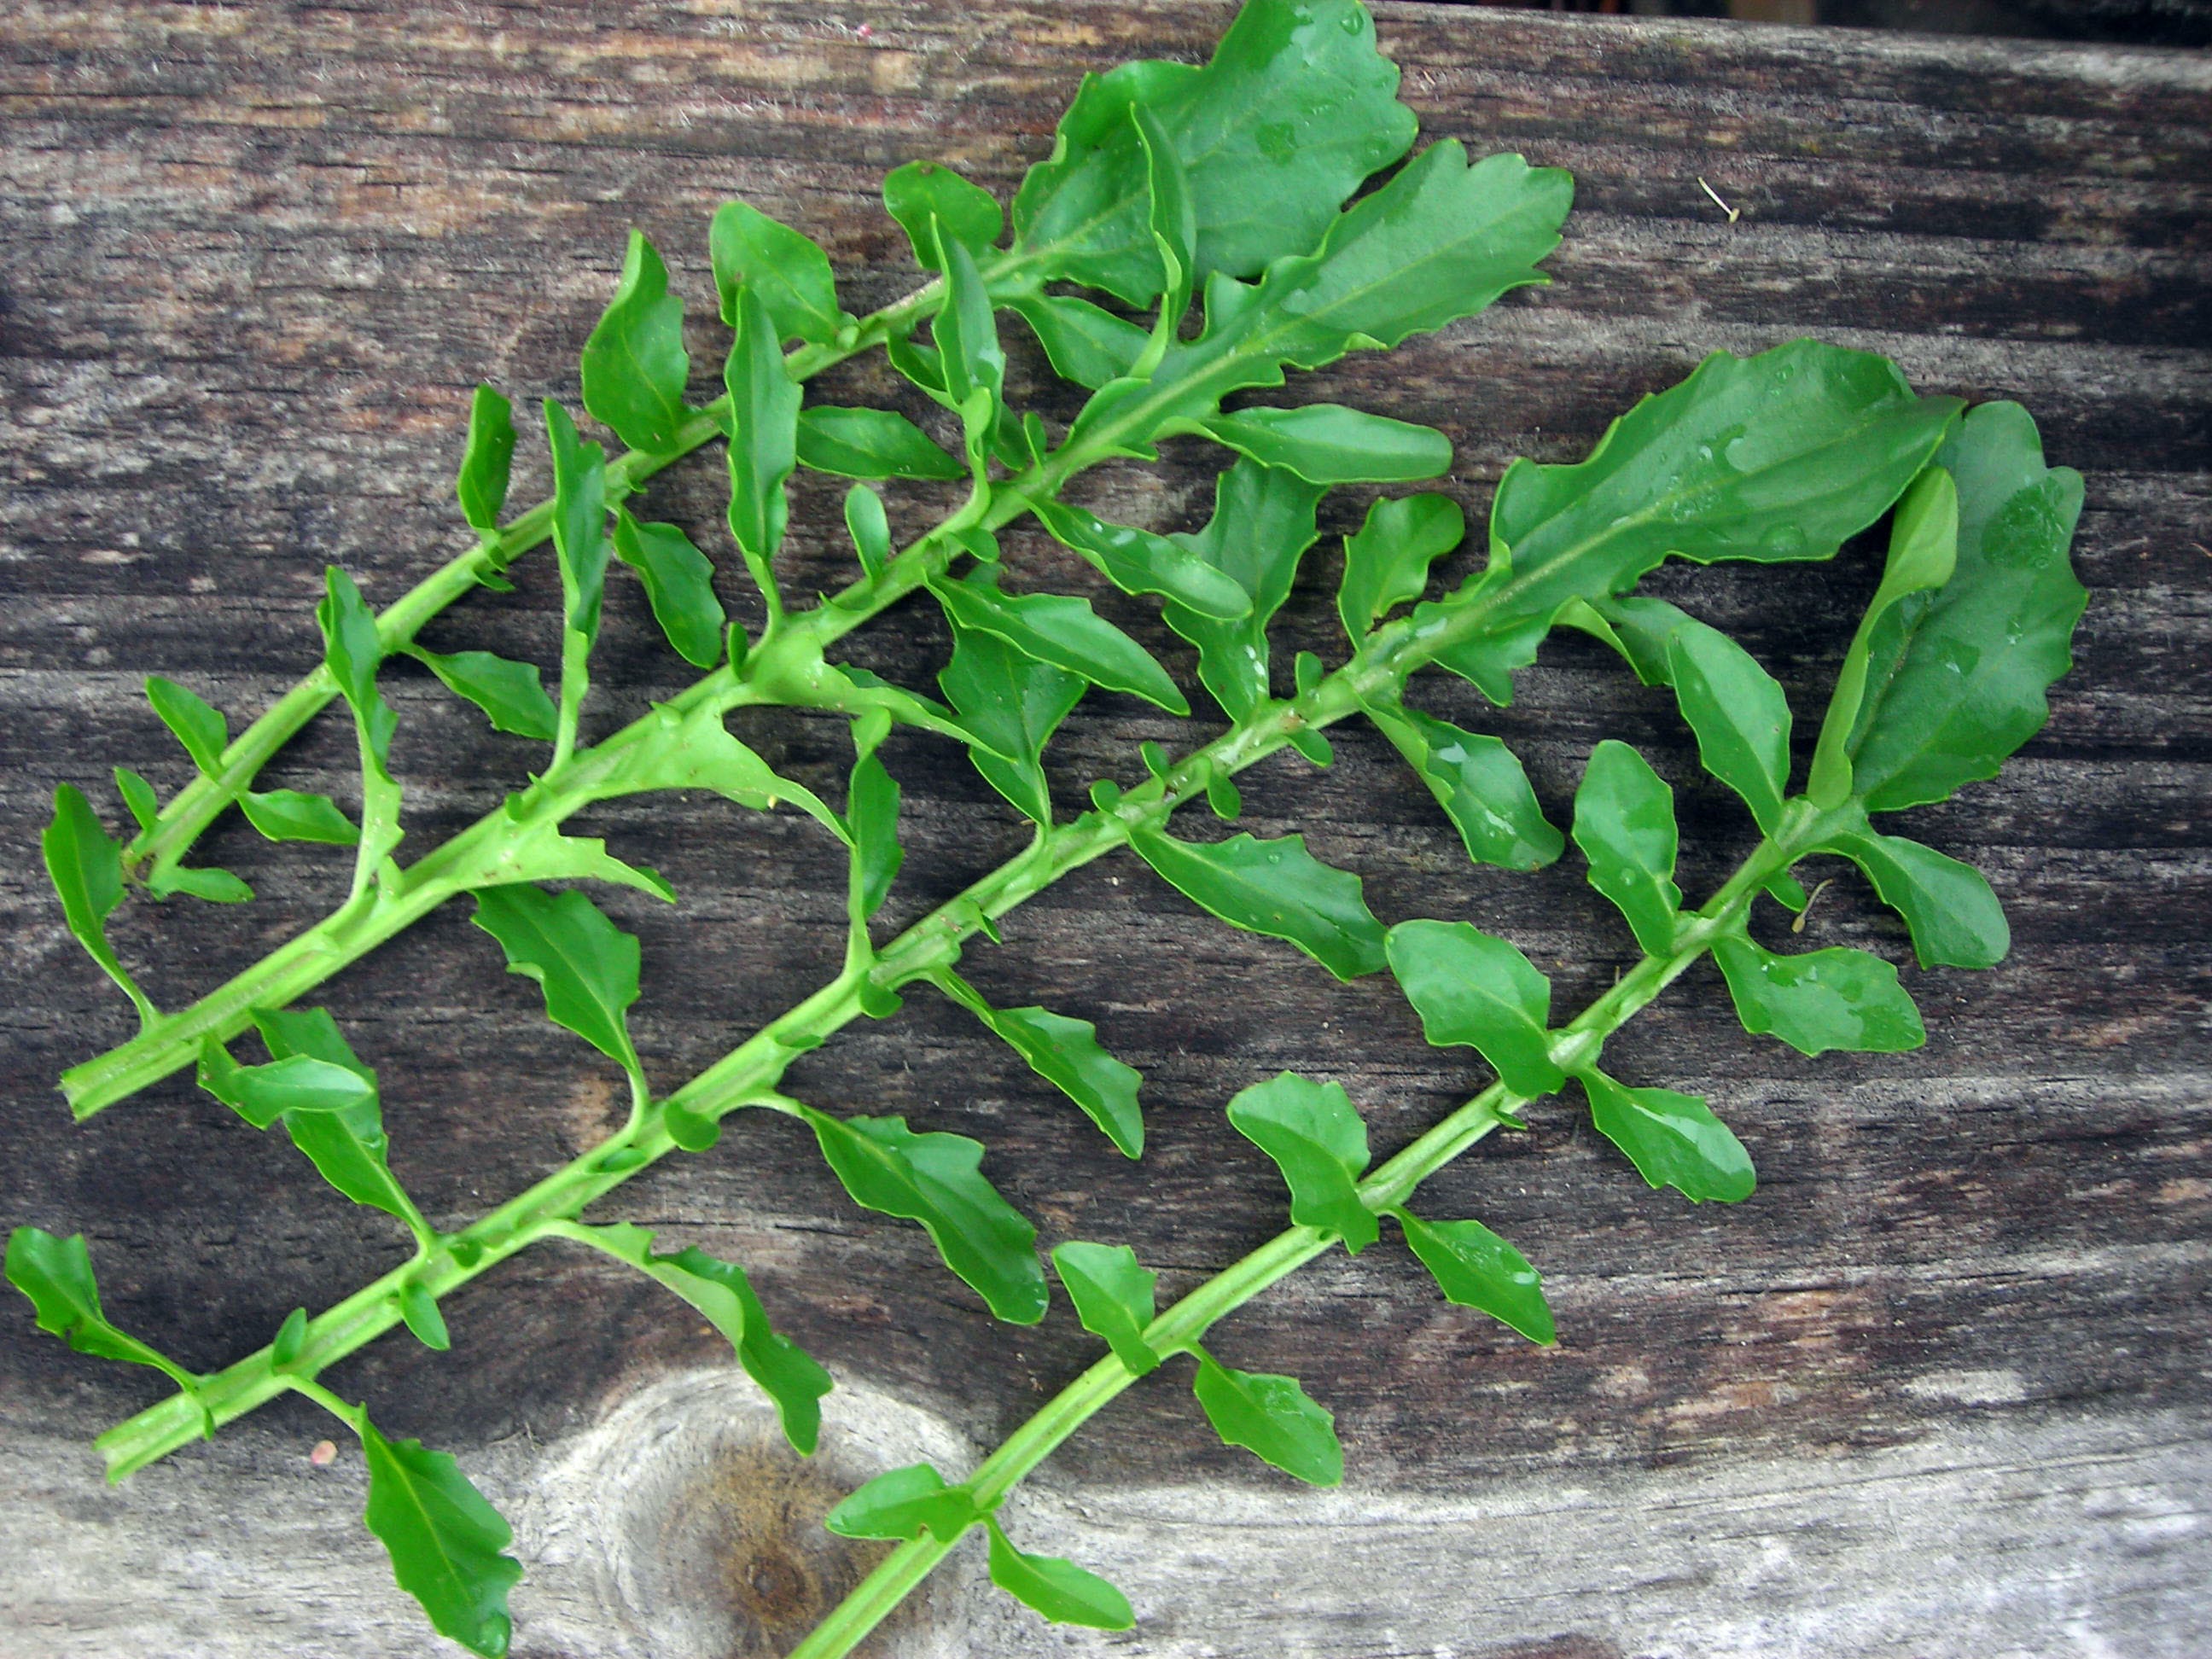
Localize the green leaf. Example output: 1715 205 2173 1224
197 1039 377 1131
579 230 691 455
824 1463 980 1545
795 405 964 481
1010 292 1147 391
1807 465 1959 807
1338 492 1464 641
147 864 253 904
1385 918 1563 1097
587 697 843 836
145 676 227 776
544 402 610 649
398 1280 451 1351
1199 405 1451 485
932 568 1186 713
6 1226 208 1405
612 509 726 670
937 620 1086 825
1225 1072 1375 1252
455 384 516 533
801 1108 1047 1324
1030 498 1251 622
844 484 893 582
1161 457 1327 720
883 160 1003 271
1393 1209 1554 1344
271 1307 307 1369
1190 1351 1342 1487
1130 100 1196 375
1824 812 2010 970
847 752 901 923
1130 828 1388 982
1713 933 1926 1057
460 820 675 905
1845 401 2087 812
114 765 159 834
569 1222 832 1453
469 885 643 1076
725 285 803 610
1365 699 1561 871
747 637 992 755
236 788 358 846
937 972 1143 1157
252 1006 429 1237
1577 1068 1755 1204
1009 0 1417 304
1666 619 1793 835
410 649 559 742
1580 594 1696 689
1050 1241 1158 1375
44 785 152 1022
709 200 842 345
1570 739 1682 956
985 1517 1135 1630
358 1417 522 1659
930 230 1005 437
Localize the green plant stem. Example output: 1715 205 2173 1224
89 556 1697 1476
783 824 1813 1659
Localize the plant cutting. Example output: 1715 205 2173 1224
9 2 2085 1654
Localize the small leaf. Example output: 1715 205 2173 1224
469 885 643 1076
465 822 676 905
930 230 1006 441
1570 740 1682 957
43 784 149 1019
1190 1351 1342 1487
579 230 691 455
1161 458 1327 720
844 484 893 582
1030 498 1252 621
725 285 803 609
1010 292 1147 391
1578 1068 1755 1204
398 1281 451 1351
1130 828 1388 982
1394 1209 1555 1344
114 765 160 834
709 200 842 344
824 1463 980 1545
1338 492 1463 641
6 1226 207 1403
271 1307 308 1369
1130 101 1196 373
544 402 609 650
411 649 560 742
148 864 253 904
1199 405 1451 485
986 1517 1135 1630
612 509 726 669
1051 1241 1158 1375
883 160 1004 271
802 1108 1047 1324
586 699 843 836
1825 815 2010 970
1385 919 1563 1098
237 788 360 845
937 620 1086 825
198 1040 377 1130
145 676 227 776
1365 699 1561 871
938 973 1143 1156
847 752 902 923
1579 594 1694 689
1225 1072 1375 1252
1713 933 1926 1057
358 1417 522 1659
795 405 964 481
1666 620 1792 835
253 1006 428 1237
456 384 516 533
932 568 1187 713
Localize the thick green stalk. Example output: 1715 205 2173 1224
783 828 1811 1659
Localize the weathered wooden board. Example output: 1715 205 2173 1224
1 3 2207 1656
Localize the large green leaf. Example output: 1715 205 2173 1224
1577 1068 1755 1203
570 1222 831 1453
935 972 1144 1157
1009 0 1417 303
252 1006 430 1237
1570 739 1683 956
725 285 803 610
1365 698 1561 871
1338 492 1463 642
986 1518 1135 1630
612 509 726 670
410 648 558 742
801 1109 1047 1324
1845 401 2087 812
1161 457 1326 719
795 405 964 481
1190 1352 1342 1487
1130 828 1388 981
5 1227 208 1406
579 230 691 455
1030 498 1252 621
1225 1072 1376 1252
1393 1209 1554 1344
1666 620 1793 835
1385 919 1563 1097
455 384 515 533
43 784 149 1019
359 1418 522 1659
1199 405 1451 485
709 201 843 344
824 1463 980 1545
937 620 1085 825
469 885 643 1076
1823 812 2010 970
884 160 1003 271
1051 1241 1159 1376
932 568 1186 713
1713 933 1925 1057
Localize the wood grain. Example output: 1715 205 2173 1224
1 3 2206 1655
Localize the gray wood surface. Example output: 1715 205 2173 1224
2 3 2207 1656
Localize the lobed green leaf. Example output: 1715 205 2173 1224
470 885 643 1077
932 568 1187 713
1130 828 1388 981
937 973 1144 1156
1190 1351 1342 1487
1010 292 1147 390
1161 457 1326 720
5 1226 209 1412
1338 492 1463 642
1577 1068 1755 1203
1822 812 2010 970
44 784 149 1019
724 287 803 610
612 510 727 670
1394 1209 1555 1344
410 648 559 742
795 405 964 482
359 1417 522 1659
824 1463 980 1545
1570 739 1683 956
847 752 902 923
1199 404 1451 485
145 676 227 776
586 699 842 836
579 230 691 455
1225 1072 1375 1252
1713 933 1925 1057
1385 918 1563 1097
1666 620 1793 835
1365 699 1561 871
1051 1241 1159 1375
1030 498 1251 621
198 1039 377 1130
252 1006 429 1237
709 201 843 345
986 1517 1136 1630
884 160 1004 271
937 620 1086 826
